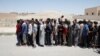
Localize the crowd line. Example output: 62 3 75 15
16 16 100 48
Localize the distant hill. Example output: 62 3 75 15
0 13 17 19
0 11 74 27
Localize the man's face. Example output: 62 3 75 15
73 21 76 24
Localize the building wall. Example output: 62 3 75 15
0 12 73 27
73 15 100 25
0 13 17 27
97 7 100 16
85 7 98 16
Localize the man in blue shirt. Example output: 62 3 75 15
82 21 89 47
22 20 28 45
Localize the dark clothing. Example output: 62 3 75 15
81 35 88 47
92 26 98 45
36 23 40 45
71 24 80 46
16 23 22 44
45 32 51 45
16 24 21 34
27 34 34 46
45 24 52 45
16 32 21 44
88 27 93 47
57 24 64 45
67 25 72 46
97 26 100 47
82 24 89 47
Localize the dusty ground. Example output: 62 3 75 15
0 35 99 56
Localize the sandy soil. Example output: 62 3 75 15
0 35 99 56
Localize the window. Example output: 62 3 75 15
92 12 94 15
98 10 100 16
86 13 88 15
98 13 100 16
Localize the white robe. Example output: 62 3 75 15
28 24 32 35
39 24 45 45
32 24 37 45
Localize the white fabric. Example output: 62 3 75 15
32 24 37 33
64 24 68 28
39 24 45 45
28 24 32 35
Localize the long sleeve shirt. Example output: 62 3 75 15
28 23 32 35
22 22 28 34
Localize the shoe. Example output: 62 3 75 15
39 45 44 47
16 43 21 46
32 44 36 48
22 43 26 46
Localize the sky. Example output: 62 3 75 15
0 0 100 14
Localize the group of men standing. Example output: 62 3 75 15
16 16 100 48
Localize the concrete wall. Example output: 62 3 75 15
73 15 100 24
85 6 100 16
0 12 74 27
85 7 98 16
0 13 17 27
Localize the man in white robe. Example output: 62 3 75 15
32 22 37 47
39 22 45 46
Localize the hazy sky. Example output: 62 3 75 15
0 0 100 14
